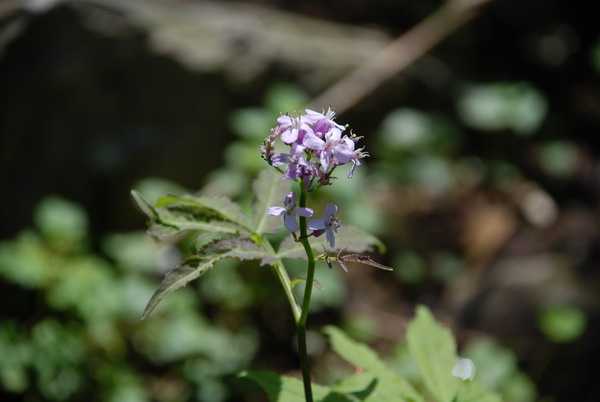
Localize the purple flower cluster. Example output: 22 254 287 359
260 108 367 188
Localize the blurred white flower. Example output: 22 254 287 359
452 357 476 381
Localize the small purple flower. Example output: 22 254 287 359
267 192 314 232
295 160 320 189
303 129 344 171
277 115 312 144
304 108 345 137
331 136 368 178
271 149 308 181
308 203 341 248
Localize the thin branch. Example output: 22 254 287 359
309 0 494 115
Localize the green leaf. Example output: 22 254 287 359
131 190 252 239
204 237 278 266
462 338 517 390
183 194 253 230
131 189 158 220
324 326 424 402
278 226 385 259
239 371 350 402
333 372 414 402
142 237 274 319
155 194 252 231
325 326 386 373
331 372 378 400
455 380 502 402
142 255 220 320
406 306 459 402
252 169 291 235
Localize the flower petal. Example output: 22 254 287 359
283 165 300 180
281 128 299 144
311 229 325 237
284 214 297 232
348 159 360 179
277 115 293 129
324 203 338 221
303 109 326 123
290 143 306 156
325 127 342 142
303 132 325 151
307 219 326 230
284 192 296 208
326 229 336 248
295 207 314 218
271 153 291 167
266 206 286 216
312 119 331 136
333 143 354 164
321 150 335 171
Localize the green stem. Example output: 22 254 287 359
297 183 315 402
272 258 301 322
253 234 301 322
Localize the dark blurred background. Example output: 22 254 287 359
1 0 600 401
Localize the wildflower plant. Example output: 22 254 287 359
131 108 502 401
131 108 386 399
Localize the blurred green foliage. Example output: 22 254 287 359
0 0 597 397
538 305 587 344
244 307 505 402
0 77 581 401
590 38 600 74
457 82 547 136
0 196 258 401
375 108 461 193
462 339 536 402
389 332 536 402
537 141 579 179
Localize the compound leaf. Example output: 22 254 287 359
240 371 350 402
324 326 423 402
131 190 251 239
406 306 460 402
142 237 274 319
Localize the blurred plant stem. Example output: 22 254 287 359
310 0 494 114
